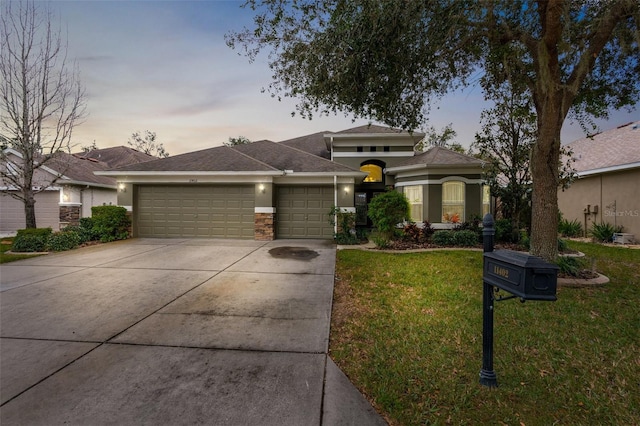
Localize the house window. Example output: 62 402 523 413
360 164 383 183
383 146 390 152
442 181 464 223
482 185 491 216
404 185 423 222
357 146 363 152
370 146 377 152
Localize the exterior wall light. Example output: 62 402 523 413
118 183 126 192
259 184 266 193
344 186 350 194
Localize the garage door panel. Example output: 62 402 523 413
277 186 333 239
136 185 254 238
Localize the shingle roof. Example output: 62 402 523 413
391 146 484 168
76 146 157 168
279 131 331 159
110 140 361 174
233 140 359 173
111 145 278 172
47 153 116 186
565 121 640 173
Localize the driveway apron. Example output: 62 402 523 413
0 238 385 425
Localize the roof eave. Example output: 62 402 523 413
577 161 640 177
386 163 482 174
95 170 285 177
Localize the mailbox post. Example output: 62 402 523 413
479 213 559 387
480 214 498 387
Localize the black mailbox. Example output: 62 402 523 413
483 250 559 301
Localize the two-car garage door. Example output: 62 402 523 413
136 185 254 238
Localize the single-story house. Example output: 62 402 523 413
98 125 487 240
558 120 640 240
0 146 155 234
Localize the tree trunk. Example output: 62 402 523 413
530 109 562 261
24 190 37 229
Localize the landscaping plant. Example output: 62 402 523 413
91 205 131 242
11 228 52 252
47 231 81 252
328 206 360 244
589 221 623 243
558 217 583 238
367 190 410 244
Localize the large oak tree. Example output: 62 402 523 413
228 0 639 260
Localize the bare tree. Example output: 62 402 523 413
127 130 169 158
1 1 86 228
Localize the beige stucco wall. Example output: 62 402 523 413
0 190 61 233
558 168 640 239
61 185 117 217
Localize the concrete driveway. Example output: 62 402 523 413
0 238 385 425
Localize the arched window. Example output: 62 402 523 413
360 160 385 183
442 181 465 223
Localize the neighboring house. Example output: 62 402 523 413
0 146 155 234
98 125 487 240
558 121 640 240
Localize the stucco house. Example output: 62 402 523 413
558 121 640 241
0 146 155 234
98 125 487 240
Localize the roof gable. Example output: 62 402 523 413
279 131 330 159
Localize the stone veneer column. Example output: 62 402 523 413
59 204 81 227
255 210 275 241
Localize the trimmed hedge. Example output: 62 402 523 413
48 231 81 252
91 206 131 242
432 229 479 247
12 228 52 252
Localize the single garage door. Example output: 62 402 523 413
277 186 334 239
136 185 254 238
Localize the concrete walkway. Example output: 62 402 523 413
0 238 385 425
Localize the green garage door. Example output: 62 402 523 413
277 186 334 239
136 185 254 238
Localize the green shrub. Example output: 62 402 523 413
329 206 360 244
520 229 531 250
558 217 583 237
47 231 81 252
558 238 568 253
372 235 390 249
432 230 455 246
494 218 518 243
12 228 52 252
452 230 480 247
555 255 587 277
368 190 410 242
589 221 623 243
91 206 131 242
63 218 99 244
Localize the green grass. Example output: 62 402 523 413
330 241 640 425
0 237 45 263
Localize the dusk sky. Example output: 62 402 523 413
47 1 639 155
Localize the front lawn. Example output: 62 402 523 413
330 241 639 425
